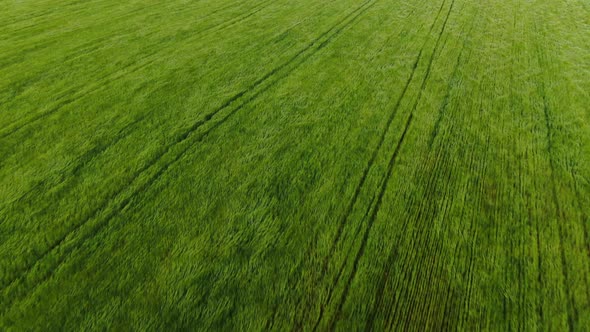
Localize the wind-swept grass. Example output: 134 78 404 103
1 0 589 329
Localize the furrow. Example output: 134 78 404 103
1 0 328 211
0 0 378 310
319 0 457 323
0 0 248 68
310 195 379 331
364 250 396 330
1 91 151 211
0 0 279 138
571 169 590 302
535 27 576 330
328 113 414 330
358 0 456 322
320 0 448 279
535 205 544 326
427 9 476 148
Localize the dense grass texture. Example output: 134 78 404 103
1 0 590 329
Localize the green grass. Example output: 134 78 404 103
1 0 589 329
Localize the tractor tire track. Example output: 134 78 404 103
0 0 323 206
327 113 414 330
307 0 455 327
288 15 423 326
196 0 278 36
1 0 276 124
278 13 420 328
0 0 289 204
0 0 377 310
310 195 378 332
427 8 477 148
319 0 448 279
0 83 153 211
366 130 466 330
2 0 372 269
1 126 136 220
371 9 478 324
0 0 245 67
535 22 576 330
324 0 456 326
0 0 279 138
364 250 396 331
570 168 590 302
0 1 175 70
1 0 330 211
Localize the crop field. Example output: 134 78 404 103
1 0 590 329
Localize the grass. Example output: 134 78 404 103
1 0 589 329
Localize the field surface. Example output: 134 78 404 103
1 0 590 330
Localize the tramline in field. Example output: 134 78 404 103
1 0 589 329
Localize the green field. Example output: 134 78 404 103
1 0 590 329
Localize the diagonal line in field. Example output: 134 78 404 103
324 0 458 327
0 0 378 311
320 0 449 278
1 0 333 211
308 0 456 328
534 24 576 330
0 0 279 138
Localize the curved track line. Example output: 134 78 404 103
323 0 457 326
319 0 448 278
0 0 378 310
308 0 451 326
0 0 279 138
1 0 332 210
363 9 478 325
328 113 414 330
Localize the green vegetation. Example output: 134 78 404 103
1 0 589 329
